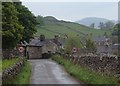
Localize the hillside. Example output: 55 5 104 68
76 17 117 29
35 16 111 38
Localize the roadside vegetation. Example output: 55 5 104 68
64 35 96 54
65 36 83 54
2 57 32 84
2 57 21 71
12 61 32 84
2 1 35 84
2 1 39 58
0 60 1 72
51 54 119 85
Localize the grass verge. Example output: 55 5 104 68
2 58 21 71
0 60 1 72
51 54 119 85
12 61 32 84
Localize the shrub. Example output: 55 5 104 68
65 36 82 54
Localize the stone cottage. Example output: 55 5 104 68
26 35 58 59
26 43 43 59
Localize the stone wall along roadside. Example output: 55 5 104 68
2 58 25 84
62 53 120 81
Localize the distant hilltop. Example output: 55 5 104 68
36 15 112 38
76 17 117 29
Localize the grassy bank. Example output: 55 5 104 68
2 58 21 71
51 54 119 85
0 60 1 72
2 58 32 84
12 61 32 84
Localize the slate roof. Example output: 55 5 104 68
52 39 61 46
28 39 45 47
51 38 65 46
93 36 106 42
28 39 58 47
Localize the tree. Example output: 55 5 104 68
85 35 97 53
112 23 120 36
105 21 114 29
2 2 24 49
98 22 105 29
104 32 108 38
13 2 38 43
112 23 120 43
90 23 95 28
99 21 114 30
36 15 44 26
65 36 82 54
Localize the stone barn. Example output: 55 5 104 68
26 35 58 59
26 45 42 59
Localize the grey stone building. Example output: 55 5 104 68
26 36 58 59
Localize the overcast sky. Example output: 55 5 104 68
21 1 118 22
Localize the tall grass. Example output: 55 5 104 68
51 54 119 85
2 58 32 84
2 58 21 71
12 61 32 84
0 60 1 72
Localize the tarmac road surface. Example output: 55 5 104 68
29 59 81 84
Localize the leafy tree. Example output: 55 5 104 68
112 23 120 43
112 23 120 36
104 32 108 38
105 21 114 29
13 2 38 43
98 22 105 29
85 35 97 53
99 21 114 30
36 15 44 26
2 2 24 49
65 36 82 54
90 23 95 28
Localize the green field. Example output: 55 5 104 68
35 16 111 38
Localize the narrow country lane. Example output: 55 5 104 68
29 59 81 84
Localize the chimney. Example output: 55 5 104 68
39 35 45 41
54 35 59 41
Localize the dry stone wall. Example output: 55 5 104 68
63 53 120 79
2 48 26 59
2 58 25 84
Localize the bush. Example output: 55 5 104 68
85 37 97 53
65 36 82 54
